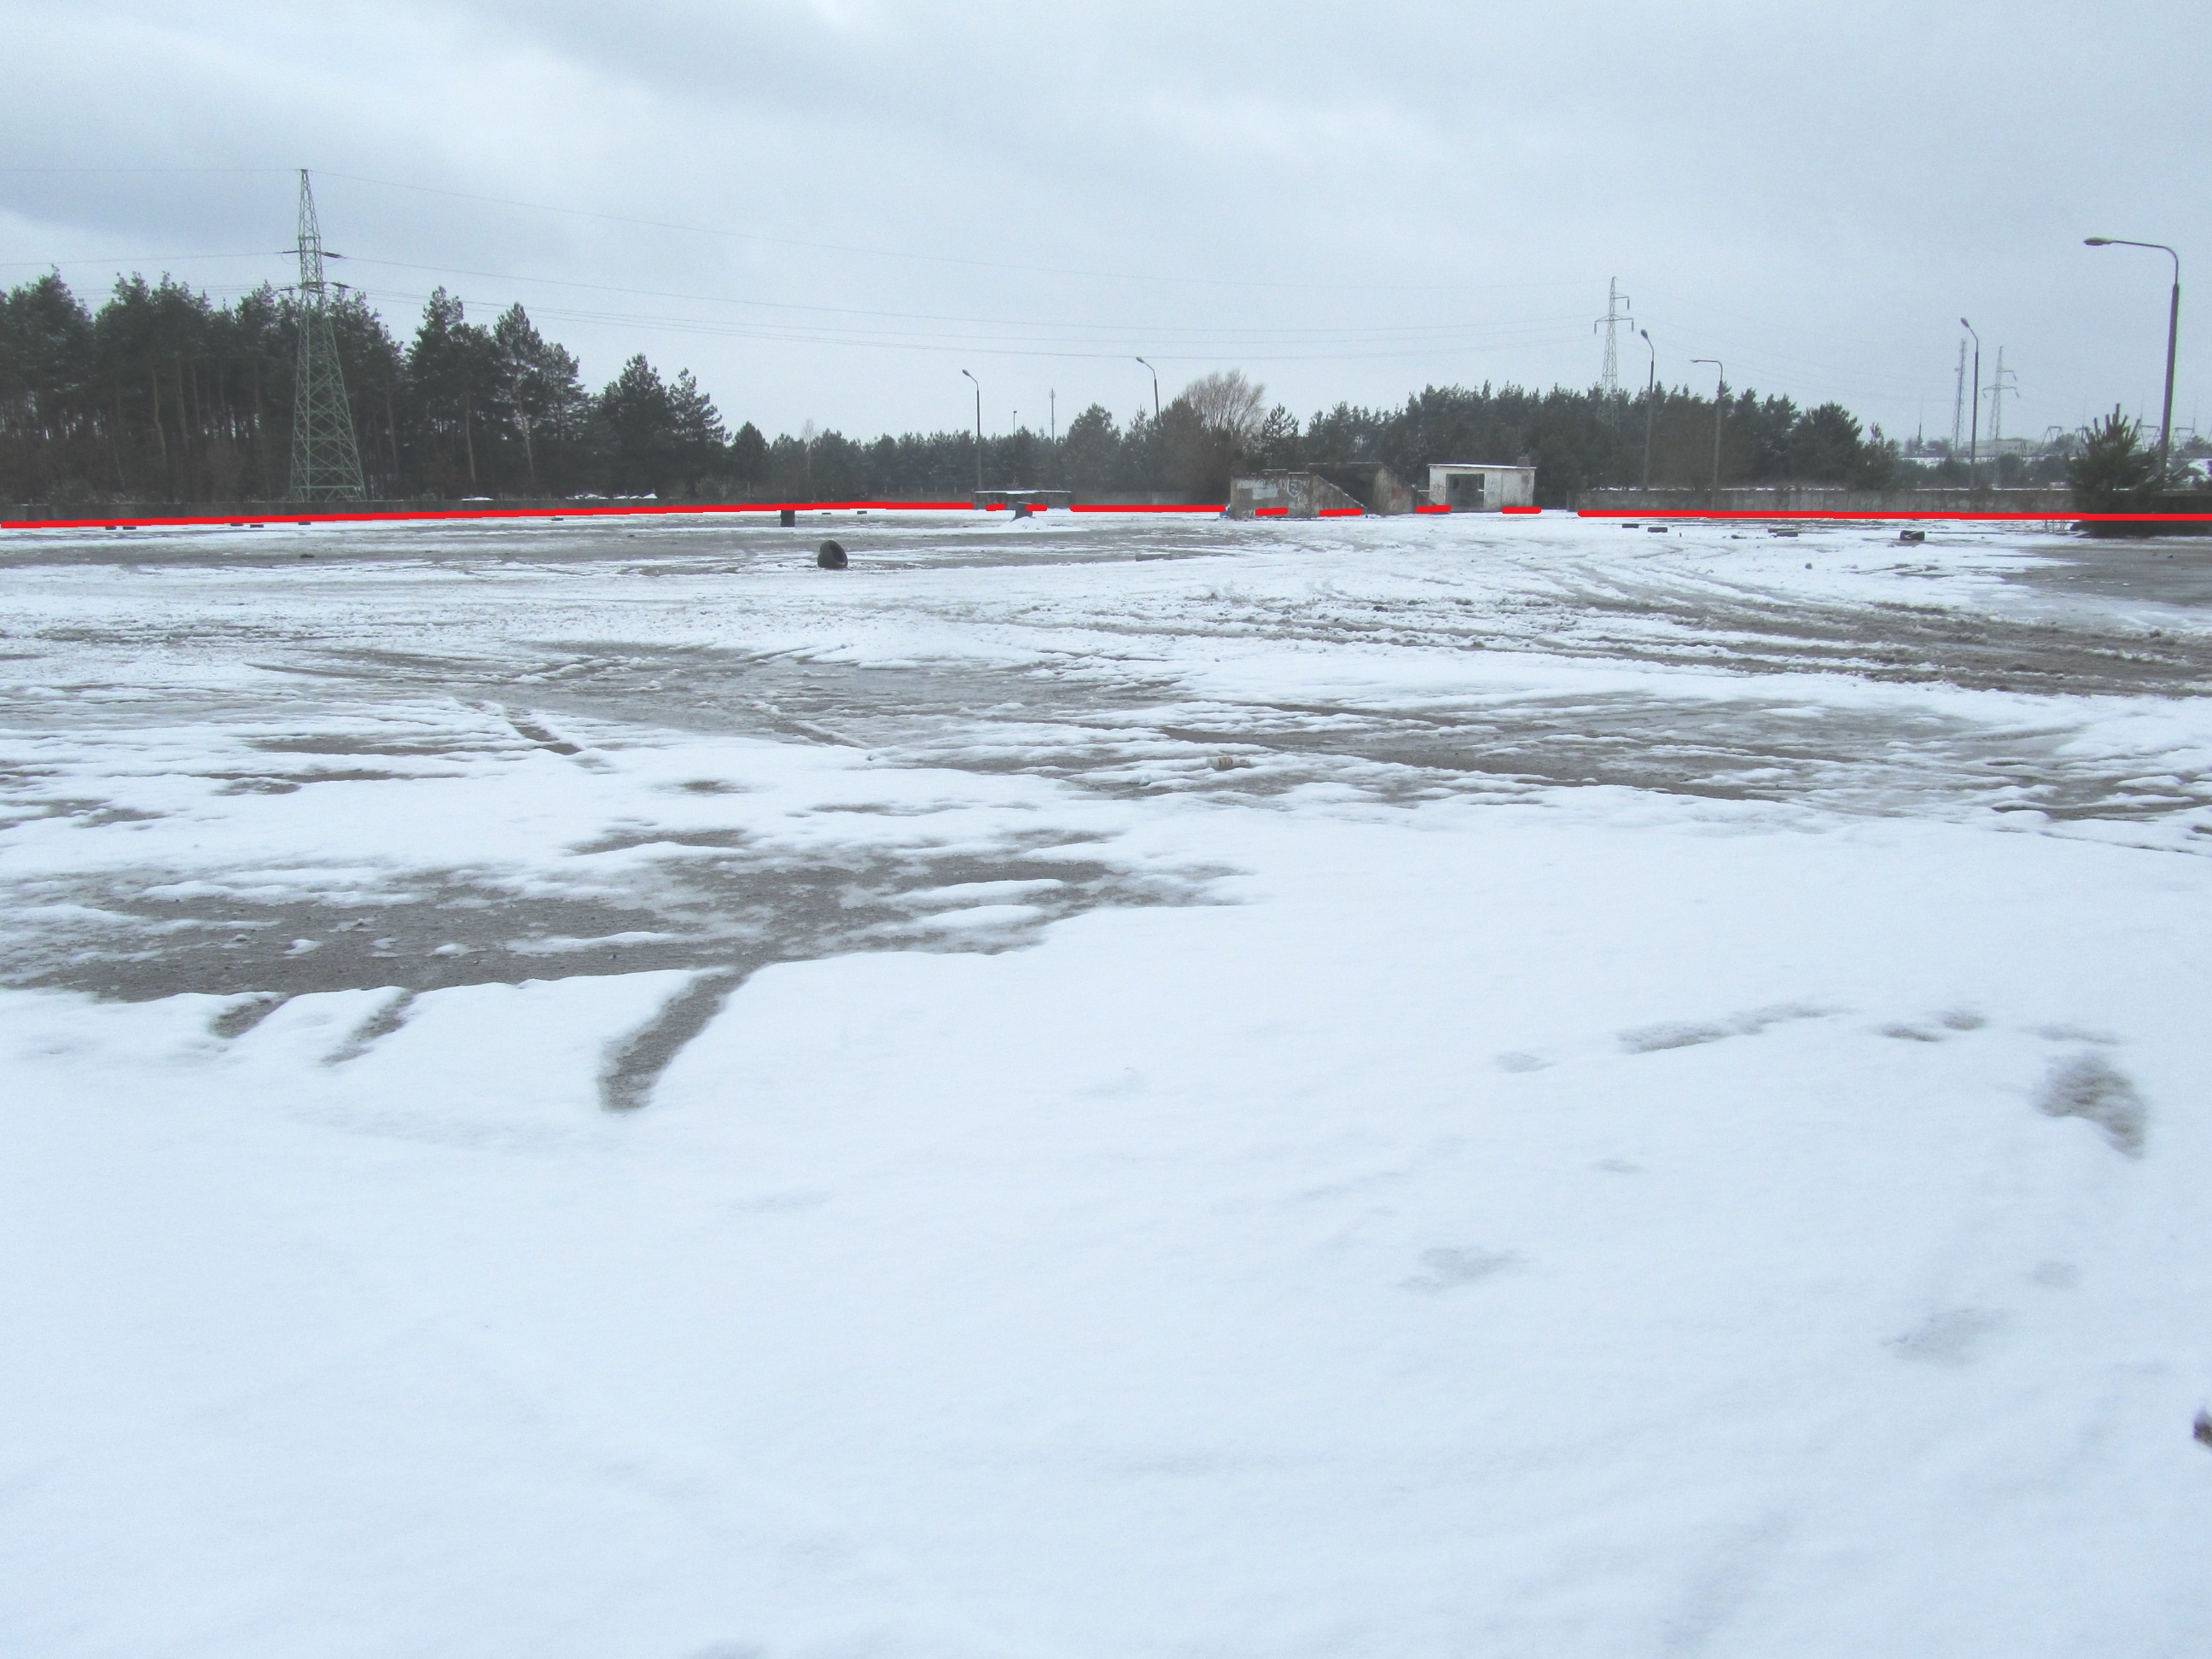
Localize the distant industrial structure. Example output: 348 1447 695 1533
1225 461 1536 519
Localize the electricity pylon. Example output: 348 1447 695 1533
288 169 367 501
1593 277 1633 395
1986 347 2018 458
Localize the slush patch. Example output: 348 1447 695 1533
1401 1247 1520 1292
2035 1051 2147 1155
1618 1002 1831 1055
1889 1307 2008 1366
505 712 581 755
1619 1020 1732 1054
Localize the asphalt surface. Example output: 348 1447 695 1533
3 516 2207 1023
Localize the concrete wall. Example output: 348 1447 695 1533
1225 473 1365 519
1078 491 1224 507
1312 464 1418 516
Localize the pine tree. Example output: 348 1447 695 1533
597 354 676 496
492 304 587 493
728 421 769 486
406 288 499 493
2068 408 2161 515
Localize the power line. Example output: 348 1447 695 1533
0 251 286 268
343 286 1593 364
332 254 1593 343
0 163 1604 298
318 171 1602 297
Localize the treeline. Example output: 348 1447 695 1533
0 273 732 503
3 271 1916 506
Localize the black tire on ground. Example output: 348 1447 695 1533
817 541 848 569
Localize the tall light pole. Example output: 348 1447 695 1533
1639 328 1656 491
1134 357 1161 422
1959 318 1981 490
2086 236 2182 485
1691 358 1725 504
961 369 982 498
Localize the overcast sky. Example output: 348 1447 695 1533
4 0 2203 449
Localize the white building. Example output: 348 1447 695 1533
1428 463 1537 511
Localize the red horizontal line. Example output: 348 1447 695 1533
1577 509 2212 522
30 500 2194 530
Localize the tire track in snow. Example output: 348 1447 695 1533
598 969 744 1113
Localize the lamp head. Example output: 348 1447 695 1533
2084 236 2112 246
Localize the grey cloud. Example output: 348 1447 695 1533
3 0 2203 441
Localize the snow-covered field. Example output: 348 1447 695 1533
3 510 2209 1657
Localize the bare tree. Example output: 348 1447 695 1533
1179 370 1267 445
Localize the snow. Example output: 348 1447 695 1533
2 512 2209 1656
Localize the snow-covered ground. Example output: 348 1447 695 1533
3 511 2209 1657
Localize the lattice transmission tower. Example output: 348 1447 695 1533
1985 347 2018 455
288 169 367 501
1593 277 1633 395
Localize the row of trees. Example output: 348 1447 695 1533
0 273 740 504
0 268 1969 507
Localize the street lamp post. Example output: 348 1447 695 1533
1639 329 1656 491
960 369 982 498
1959 318 1981 490
1134 357 1161 422
2085 237 2182 484
1691 358 1725 504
